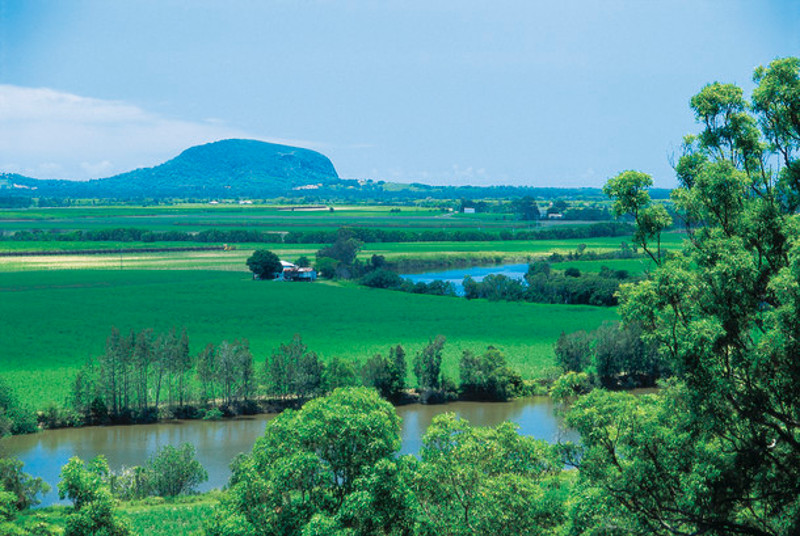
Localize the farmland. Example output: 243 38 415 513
0 268 617 408
0 203 681 410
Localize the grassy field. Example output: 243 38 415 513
0 204 555 233
549 257 657 275
14 493 218 536
0 269 617 408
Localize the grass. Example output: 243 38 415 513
14 493 218 536
0 269 617 408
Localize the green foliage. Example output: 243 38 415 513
574 57 800 536
458 347 522 401
204 388 401 536
604 170 672 265
554 322 669 388
549 371 592 403
263 334 325 400
143 444 208 498
59 456 110 511
553 330 593 373
316 228 363 266
314 256 339 279
360 268 404 289
406 414 565 536
323 355 360 391
0 458 50 511
361 345 407 402
513 195 540 221
245 249 282 280
413 336 446 393
0 378 37 436
58 456 131 536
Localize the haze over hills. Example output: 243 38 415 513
0 138 671 201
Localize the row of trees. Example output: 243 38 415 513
62 328 527 428
361 260 637 306
5 221 634 246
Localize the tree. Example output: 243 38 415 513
413 335 446 392
0 457 49 510
204 388 402 536
406 414 565 536
553 330 592 373
246 249 282 280
513 195 540 221
603 170 672 265
264 335 325 400
362 345 406 402
316 228 363 266
571 57 800 536
144 443 208 497
458 347 522 401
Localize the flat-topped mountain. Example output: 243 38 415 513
3 139 340 198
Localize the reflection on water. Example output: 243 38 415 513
1 397 575 506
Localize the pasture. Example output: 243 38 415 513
0 269 617 408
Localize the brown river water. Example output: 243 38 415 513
0 397 577 506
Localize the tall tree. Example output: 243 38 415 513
413 336 446 391
570 57 800 536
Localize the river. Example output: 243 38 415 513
400 263 529 295
0 397 575 506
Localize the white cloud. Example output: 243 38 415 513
0 85 315 180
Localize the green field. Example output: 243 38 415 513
0 269 617 408
14 493 218 536
0 204 552 233
550 257 657 275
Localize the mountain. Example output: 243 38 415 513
1 139 340 198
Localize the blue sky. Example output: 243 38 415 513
1 1 798 187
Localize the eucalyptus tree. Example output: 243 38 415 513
569 57 800 536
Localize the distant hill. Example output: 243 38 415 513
0 139 672 201
2 139 341 198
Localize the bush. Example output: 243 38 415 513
144 443 208 497
459 348 523 401
361 268 403 289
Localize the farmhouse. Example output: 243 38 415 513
277 260 317 281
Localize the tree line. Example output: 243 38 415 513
360 257 640 306
4 221 633 245
2 328 530 431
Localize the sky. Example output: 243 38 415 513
0 1 798 188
